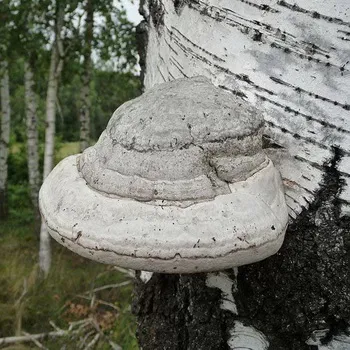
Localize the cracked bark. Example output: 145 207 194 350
133 273 233 350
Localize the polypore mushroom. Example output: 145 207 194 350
39 76 288 273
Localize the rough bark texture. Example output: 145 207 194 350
133 1 350 349
133 273 233 350
24 61 40 217
39 2 65 276
79 0 94 153
0 60 10 220
235 148 350 349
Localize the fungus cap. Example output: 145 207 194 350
39 76 288 273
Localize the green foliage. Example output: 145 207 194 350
7 184 34 224
95 2 139 71
91 70 141 139
8 142 28 184
57 70 141 141
56 141 80 161
1 0 141 346
7 142 36 224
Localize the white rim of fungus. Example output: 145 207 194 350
39 154 288 273
39 77 289 273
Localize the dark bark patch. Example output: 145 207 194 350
252 30 263 42
149 0 165 31
173 0 188 15
136 20 148 90
133 273 232 350
236 147 350 349
0 188 8 220
262 135 284 149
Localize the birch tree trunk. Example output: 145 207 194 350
24 61 40 218
39 2 65 276
79 0 94 153
0 60 10 220
133 1 350 349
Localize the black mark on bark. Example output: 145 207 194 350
236 147 350 349
277 0 350 28
133 273 232 350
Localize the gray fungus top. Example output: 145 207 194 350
79 76 266 203
106 76 263 151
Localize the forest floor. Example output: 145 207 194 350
0 142 138 349
0 221 138 350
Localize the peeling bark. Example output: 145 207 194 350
24 61 40 217
0 60 10 220
79 0 94 153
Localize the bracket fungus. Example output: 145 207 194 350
39 76 289 273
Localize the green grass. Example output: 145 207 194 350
0 219 138 349
55 141 80 161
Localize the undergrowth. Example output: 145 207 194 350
0 219 138 349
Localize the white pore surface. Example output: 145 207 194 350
39 154 288 273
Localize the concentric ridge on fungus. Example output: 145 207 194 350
39 76 289 273
79 76 267 203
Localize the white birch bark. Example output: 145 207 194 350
0 60 10 220
138 1 350 348
79 0 94 152
24 61 40 215
39 2 65 276
142 0 350 218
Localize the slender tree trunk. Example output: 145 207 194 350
79 0 94 152
0 60 10 220
24 61 40 219
134 1 350 349
39 2 65 276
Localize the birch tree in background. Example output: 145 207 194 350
39 0 65 276
78 0 138 151
0 0 12 220
24 61 40 217
17 0 47 219
79 0 94 152
0 61 11 220
133 0 350 349
39 0 136 275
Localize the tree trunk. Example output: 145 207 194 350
0 60 10 220
39 2 65 276
24 61 40 218
133 1 350 349
79 0 94 153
